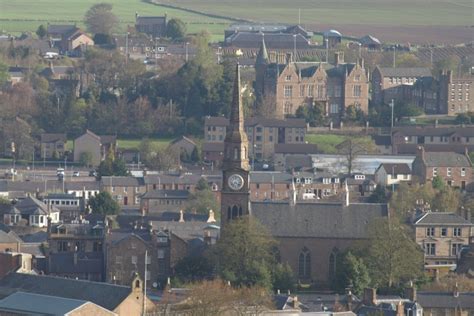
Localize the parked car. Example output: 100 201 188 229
89 170 97 177
73 171 80 177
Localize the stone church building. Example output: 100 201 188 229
221 64 388 287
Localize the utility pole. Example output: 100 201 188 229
391 98 395 129
143 250 148 316
125 32 129 65
325 39 329 63
293 34 297 62
392 46 396 68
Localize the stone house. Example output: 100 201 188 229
1 196 60 228
101 176 146 208
73 130 117 166
412 146 472 189
256 44 369 121
135 13 167 38
0 272 154 315
391 126 474 155
40 133 67 159
204 116 307 162
106 228 171 288
439 70 474 115
169 136 197 161
371 66 433 106
0 229 22 252
47 221 106 281
414 211 473 275
374 163 412 186
46 25 93 55
140 190 190 214
66 181 101 202
416 290 474 316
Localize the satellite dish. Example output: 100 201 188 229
152 282 158 288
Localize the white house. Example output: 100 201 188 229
2 196 60 228
374 163 412 186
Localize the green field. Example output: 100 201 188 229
159 0 473 27
0 0 231 40
305 134 347 154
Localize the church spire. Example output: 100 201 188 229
256 37 269 65
223 63 250 171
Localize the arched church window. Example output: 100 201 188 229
232 205 239 219
298 247 311 279
234 147 239 160
238 206 243 217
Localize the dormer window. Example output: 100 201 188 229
354 175 365 180
285 75 292 81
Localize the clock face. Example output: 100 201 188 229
228 174 244 191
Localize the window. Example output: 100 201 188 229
355 75 360 81
93 241 103 252
461 168 466 177
58 241 68 252
432 168 438 177
131 242 136 249
328 249 338 279
330 103 339 114
123 186 127 193
447 167 452 177
269 135 273 142
316 84 324 98
284 85 293 98
285 75 292 81
145 271 151 281
146 256 151 264
256 136 262 142
256 127 263 133
425 243 436 256
308 85 314 97
115 256 122 264
131 256 137 264
284 102 293 114
298 247 311 279
300 85 305 97
454 227 462 237
451 243 463 256
353 85 362 97
111 186 115 192
157 249 165 259
334 86 342 97
426 227 435 237
441 228 447 237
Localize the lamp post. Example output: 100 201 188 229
390 99 395 129
325 39 329 63
185 42 189 62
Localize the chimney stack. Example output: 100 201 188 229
292 296 299 309
417 146 425 161
363 288 377 306
396 301 404 316
285 52 293 65
335 51 344 66
179 210 185 223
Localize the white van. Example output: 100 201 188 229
44 52 59 59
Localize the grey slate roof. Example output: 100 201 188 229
0 230 22 244
393 126 474 137
0 292 95 315
251 201 388 238
415 212 473 226
141 189 190 199
359 35 381 45
416 291 474 309
202 142 225 152
10 196 59 216
0 272 131 311
47 24 77 35
422 151 471 167
136 16 166 25
274 143 319 154
378 67 432 78
250 172 292 183
65 181 101 191
101 176 144 187
48 252 103 274
377 163 412 175
40 133 67 143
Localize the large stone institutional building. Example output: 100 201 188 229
221 64 388 286
255 39 369 121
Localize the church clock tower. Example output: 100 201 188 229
220 64 251 226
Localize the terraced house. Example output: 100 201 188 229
255 40 369 121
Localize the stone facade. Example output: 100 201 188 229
256 49 369 122
106 231 170 288
439 70 474 115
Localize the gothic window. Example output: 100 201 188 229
232 205 239 219
239 206 243 216
234 147 239 160
227 206 232 220
298 247 311 279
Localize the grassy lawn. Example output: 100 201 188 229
306 133 373 154
305 134 347 154
65 138 173 151
0 0 231 40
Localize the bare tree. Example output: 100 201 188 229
336 137 377 175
